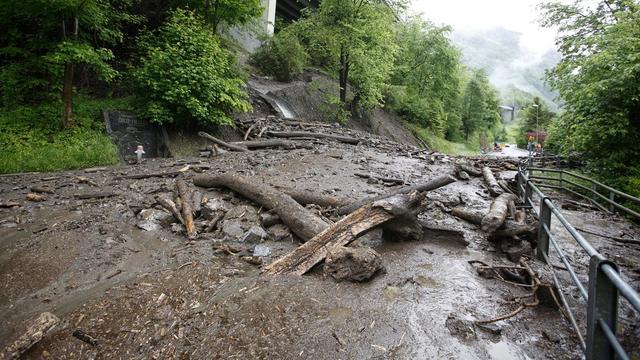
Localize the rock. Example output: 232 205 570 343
242 225 268 243
225 204 259 223
324 246 384 282
500 240 533 262
221 220 245 239
259 212 281 227
476 323 502 335
170 223 185 234
458 171 470 180
137 220 161 231
201 198 231 219
252 244 271 257
267 223 292 241
137 209 174 226
445 314 476 341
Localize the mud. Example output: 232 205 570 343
1 122 638 359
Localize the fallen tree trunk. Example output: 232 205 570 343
354 173 404 185
265 131 359 145
158 196 185 225
176 180 196 238
451 207 485 225
282 189 352 208
458 164 483 177
74 192 116 199
193 174 329 241
264 192 423 276
120 171 183 180
231 139 312 150
482 166 503 197
452 205 534 237
198 131 249 152
0 312 60 360
482 193 517 233
337 174 456 215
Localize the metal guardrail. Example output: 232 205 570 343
517 156 640 360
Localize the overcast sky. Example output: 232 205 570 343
410 0 558 55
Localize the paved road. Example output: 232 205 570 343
488 143 529 158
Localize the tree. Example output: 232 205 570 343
293 0 399 110
0 0 138 127
518 97 555 133
540 0 640 188
132 10 250 126
460 69 501 140
180 0 263 32
390 17 463 137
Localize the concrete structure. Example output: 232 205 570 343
229 0 319 53
499 105 515 123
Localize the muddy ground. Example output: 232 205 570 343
1 122 639 359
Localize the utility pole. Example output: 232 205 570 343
533 103 539 144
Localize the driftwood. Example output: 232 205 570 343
193 174 329 241
337 174 456 215
0 312 60 360
354 173 404 185
121 171 182 180
205 212 225 232
231 139 313 150
26 193 47 202
72 329 98 346
0 201 20 208
30 185 54 194
198 131 248 152
451 206 536 238
282 120 333 128
282 189 352 208
265 131 359 145
264 192 423 275
482 193 517 233
158 196 184 225
176 180 196 238
482 166 503 197
74 192 116 200
458 164 483 177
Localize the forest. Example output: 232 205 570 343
1 0 639 197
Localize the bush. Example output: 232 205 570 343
132 10 250 126
252 31 307 82
0 97 123 173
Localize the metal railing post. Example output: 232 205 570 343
592 183 598 201
537 198 552 262
608 191 615 212
586 255 619 360
559 171 563 189
525 180 533 208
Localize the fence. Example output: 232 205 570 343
517 156 640 360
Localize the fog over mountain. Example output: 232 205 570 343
450 27 561 110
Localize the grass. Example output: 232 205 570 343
405 123 480 156
0 96 132 173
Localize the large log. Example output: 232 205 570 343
158 196 184 225
482 166 503 197
198 131 249 152
482 193 517 233
282 189 352 208
458 164 483 177
176 179 196 238
265 131 360 145
451 207 485 225
264 192 423 276
193 174 329 241
336 174 456 215
231 139 313 150
452 205 534 238
0 312 60 360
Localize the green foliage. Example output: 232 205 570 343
180 0 263 31
461 69 501 140
540 0 640 189
0 0 139 107
388 17 463 138
518 97 555 133
291 0 399 108
132 10 250 126
251 31 307 81
0 97 125 173
406 123 479 156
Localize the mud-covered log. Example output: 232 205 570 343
158 196 184 225
337 174 456 215
193 174 329 241
458 164 483 177
205 212 225 232
482 193 517 233
198 131 249 152
451 207 485 225
482 166 503 197
493 221 538 238
282 189 352 208
121 171 182 180
354 173 404 185
74 192 116 199
265 131 360 145
264 192 423 276
176 179 196 238
231 139 313 150
0 312 60 360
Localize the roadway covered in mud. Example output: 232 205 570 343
1 121 638 359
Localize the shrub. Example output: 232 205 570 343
132 10 250 126
252 32 307 82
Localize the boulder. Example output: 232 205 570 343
221 220 245 239
242 225 268 243
324 246 384 282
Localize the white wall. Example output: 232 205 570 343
227 0 276 53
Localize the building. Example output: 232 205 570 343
231 0 320 52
